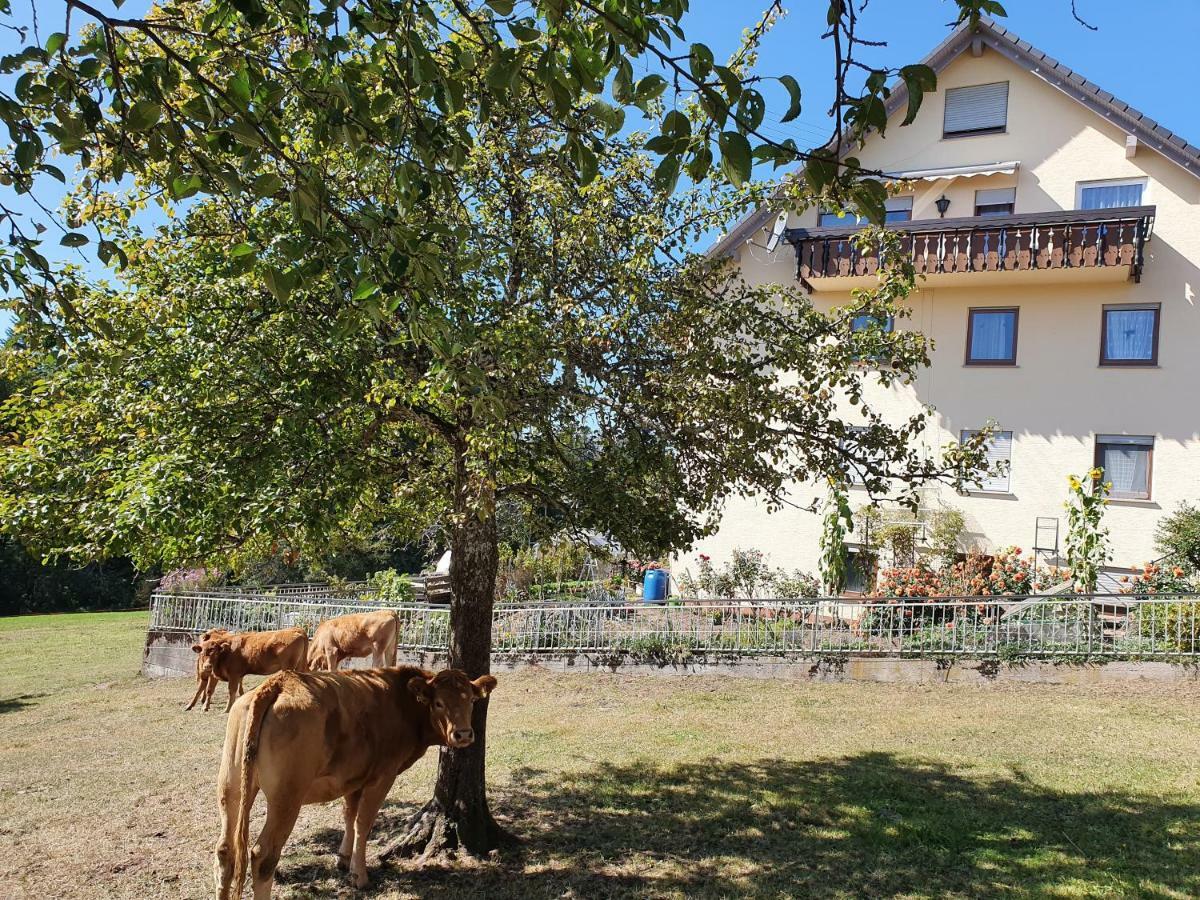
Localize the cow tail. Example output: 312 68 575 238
232 675 285 891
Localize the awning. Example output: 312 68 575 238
883 161 1020 182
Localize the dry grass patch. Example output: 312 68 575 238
1 611 1198 898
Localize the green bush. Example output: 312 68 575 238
364 568 417 605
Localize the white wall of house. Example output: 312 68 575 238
678 42 1200 587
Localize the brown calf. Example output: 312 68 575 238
196 628 309 712
307 609 398 671
186 627 231 711
213 666 496 898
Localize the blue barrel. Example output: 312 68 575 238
642 568 669 603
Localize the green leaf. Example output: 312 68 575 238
485 48 520 92
252 173 284 197
60 232 89 248
125 100 162 132
262 267 294 302
45 32 67 55
661 109 690 139
737 89 766 131
689 43 713 81
634 75 667 105
14 140 38 170
779 75 802 123
226 119 264 148
352 278 380 301
229 242 257 258
717 131 751 187
485 0 515 14
171 174 202 199
899 64 937 127
653 155 681 194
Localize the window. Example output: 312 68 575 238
975 187 1015 217
851 314 893 333
1101 303 1159 365
944 82 1009 137
1094 435 1153 499
819 208 863 227
965 308 1019 365
844 548 876 594
884 196 913 223
1078 178 1146 210
960 429 1013 493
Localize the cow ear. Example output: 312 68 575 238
407 676 432 704
471 675 497 699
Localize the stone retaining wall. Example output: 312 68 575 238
143 627 1199 685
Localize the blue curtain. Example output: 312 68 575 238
970 311 1015 360
1101 445 1149 495
1081 183 1143 209
1104 309 1155 360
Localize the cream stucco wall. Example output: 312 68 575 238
682 45 1200 586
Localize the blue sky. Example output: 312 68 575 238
2 0 1197 325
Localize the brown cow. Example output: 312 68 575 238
186 627 231 711
196 628 310 712
307 609 398 671
213 666 497 898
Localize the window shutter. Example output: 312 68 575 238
944 82 1009 135
962 429 1013 493
975 187 1016 207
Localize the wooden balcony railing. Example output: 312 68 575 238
787 205 1154 284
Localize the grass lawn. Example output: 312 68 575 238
1 612 1198 899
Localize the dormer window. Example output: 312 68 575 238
943 82 1009 137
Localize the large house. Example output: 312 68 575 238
685 17 1200 591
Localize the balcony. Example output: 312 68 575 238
786 205 1154 291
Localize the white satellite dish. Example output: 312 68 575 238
764 210 788 252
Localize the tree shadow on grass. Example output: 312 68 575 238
0 693 45 714
280 752 1200 899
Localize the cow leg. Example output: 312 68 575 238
349 778 391 889
336 791 361 870
202 677 219 712
225 677 243 713
214 763 258 900
184 678 206 711
249 797 302 900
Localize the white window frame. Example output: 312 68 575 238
960 429 1013 494
1074 177 1148 210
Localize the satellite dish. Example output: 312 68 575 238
764 210 788 252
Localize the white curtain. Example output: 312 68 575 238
970 311 1016 360
1081 183 1143 209
1104 309 1155 360
1101 445 1149 495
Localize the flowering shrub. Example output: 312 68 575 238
1119 562 1199 596
873 547 1041 599
159 566 223 592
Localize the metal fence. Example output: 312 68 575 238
149 591 1200 661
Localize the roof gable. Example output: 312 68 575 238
710 16 1199 258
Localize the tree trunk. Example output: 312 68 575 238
382 454 503 860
